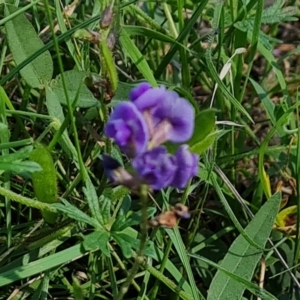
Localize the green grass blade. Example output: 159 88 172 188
154 0 209 78
0 233 98 287
166 228 204 300
119 28 157 86
207 192 281 300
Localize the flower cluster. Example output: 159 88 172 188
103 83 199 190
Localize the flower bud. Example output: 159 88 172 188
100 6 114 29
106 29 118 50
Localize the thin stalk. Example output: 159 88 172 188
0 186 57 213
116 185 148 300
0 138 33 150
0 98 11 248
177 0 190 89
150 182 191 299
43 0 86 182
109 244 149 299
237 0 263 104
292 104 300 292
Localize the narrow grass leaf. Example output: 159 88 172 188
166 228 204 300
124 25 190 52
154 0 209 77
0 236 98 287
207 192 281 300
30 271 50 300
54 0 81 68
4 5 53 88
119 28 157 86
249 79 277 126
0 161 41 174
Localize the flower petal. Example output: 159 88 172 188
104 102 149 156
171 145 199 189
132 86 167 112
130 82 152 101
153 93 195 143
132 146 177 190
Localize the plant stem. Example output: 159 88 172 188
115 184 148 300
0 186 57 213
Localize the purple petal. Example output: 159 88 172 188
132 146 177 190
101 154 138 188
104 102 149 156
101 154 122 181
152 92 195 143
171 145 199 189
132 86 167 112
130 82 152 101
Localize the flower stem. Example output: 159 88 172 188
116 184 148 300
0 186 57 213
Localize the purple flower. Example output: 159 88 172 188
130 84 195 146
171 145 199 189
132 146 177 190
151 93 195 145
101 154 140 190
104 102 149 157
129 82 152 102
131 85 167 112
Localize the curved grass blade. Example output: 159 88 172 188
189 254 277 300
206 192 281 300
119 28 157 86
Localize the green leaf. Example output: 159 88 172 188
48 70 100 108
100 41 118 93
190 131 218 155
249 78 276 126
45 85 65 124
188 109 217 154
83 176 103 225
119 28 157 86
207 192 281 300
72 274 84 300
111 208 156 232
0 160 42 174
99 195 111 225
112 232 132 258
110 82 135 106
4 5 53 88
154 0 209 77
0 145 33 162
82 230 110 256
53 199 100 228
190 254 277 300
